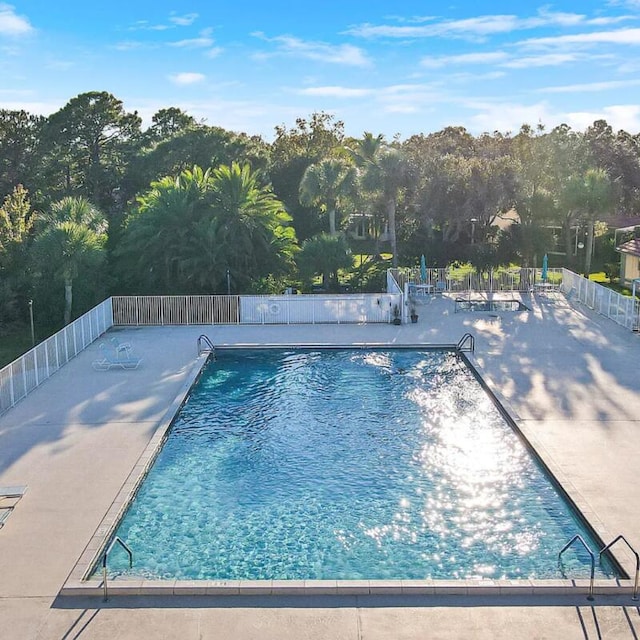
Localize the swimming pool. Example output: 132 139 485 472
97 349 615 582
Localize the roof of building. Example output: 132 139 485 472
611 216 640 230
616 238 640 256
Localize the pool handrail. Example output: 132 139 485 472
558 534 595 600
197 334 215 357
599 534 639 601
102 536 133 601
456 333 475 354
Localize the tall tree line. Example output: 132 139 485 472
1 90 639 332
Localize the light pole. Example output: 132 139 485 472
470 218 478 244
28 300 35 346
226 268 231 295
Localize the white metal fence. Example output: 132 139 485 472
3 268 635 416
561 269 640 331
395 267 563 292
240 294 399 324
0 298 113 415
112 293 401 326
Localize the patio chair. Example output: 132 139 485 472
110 336 132 356
0 485 27 529
92 343 142 371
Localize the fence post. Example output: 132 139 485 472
8 364 15 406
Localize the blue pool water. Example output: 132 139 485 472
102 349 614 581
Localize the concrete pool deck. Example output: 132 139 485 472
1 291 640 638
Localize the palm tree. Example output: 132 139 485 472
347 132 385 167
564 168 613 276
299 158 357 236
118 167 213 292
33 197 106 324
119 164 296 293
361 147 411 268
48 196 107 233
297 233 353 291
200 162 296 291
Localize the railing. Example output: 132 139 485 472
197 334 215 357
112 295 239 325
102 536 133 601
240 294 399 324
558 533 640 600
561 269 640 331
456 333 475 353
0 298 113 416
112 294 401 326
393 267 563 293
599 535 640 601
558 534 595 600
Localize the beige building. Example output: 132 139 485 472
616 230 640 287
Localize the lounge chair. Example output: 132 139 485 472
110 336 132 355
92 343 142 371
0 485 27 529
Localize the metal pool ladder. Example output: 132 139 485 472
197 334 215 357
456 333 475 354
559 533 640 601
102 536 133 601
600 535 640 601
559 534 595 600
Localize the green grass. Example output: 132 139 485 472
353 253 392 268
588 272 636 296
0 325 34 369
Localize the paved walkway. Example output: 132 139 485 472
1 293 640 638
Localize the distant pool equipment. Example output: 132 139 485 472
454 298 529 313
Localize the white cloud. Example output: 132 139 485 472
520 27 640 48
461 98 640 135
296 86 373 98
0 3 34 36
447 71 506 82
129 20 170 32
0 99 66 115
43 58 75 71
565 104 640 131
503 53 579 68
345 10 632 40
169 72 206 85
536 79 640 93
253 34 371 66
114 41 150 51
421 51 508 68
465 99 555 133
607 1 640 9
0 88 33 97
383 103 421 114
421 50 583 70
346 15 522 39
169 13 198 27
129 13 199 31
170 29 214 48
205 47 223 58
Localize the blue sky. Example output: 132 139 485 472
1 1 640 140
